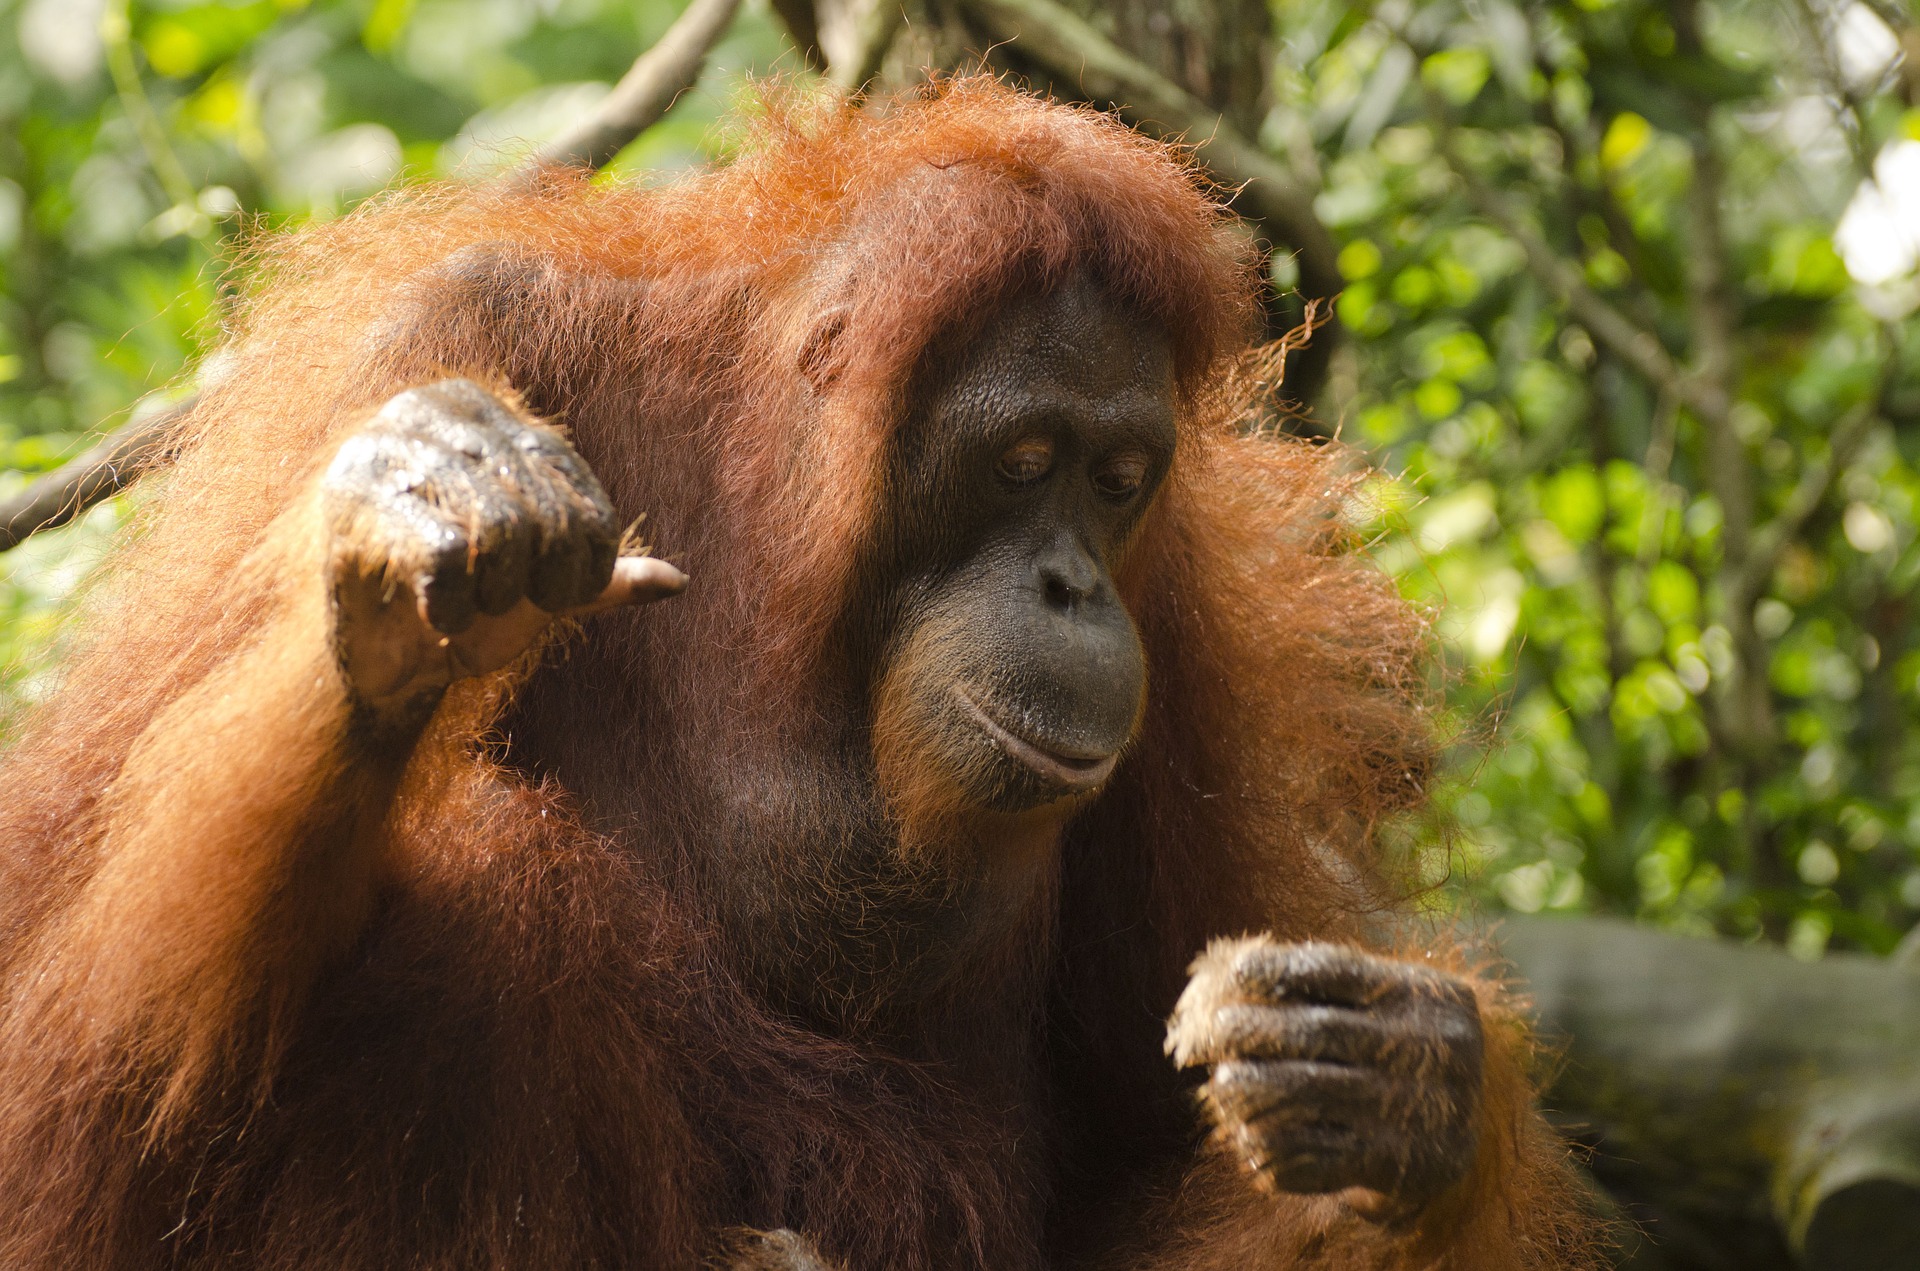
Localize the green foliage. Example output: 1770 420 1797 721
1272 0 1920 952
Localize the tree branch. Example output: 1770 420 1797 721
960 0 1342 307
524 0 743 172
0 401 184 551
1684 137 1742 539
817 0 905 92
3 0 743 555
1402 23 1732 438
1790 0 1889 177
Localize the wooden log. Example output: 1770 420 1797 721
1499 916 1920 1270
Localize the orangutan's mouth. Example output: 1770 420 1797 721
954 688 1120 791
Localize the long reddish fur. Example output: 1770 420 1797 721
0 79 1600 1268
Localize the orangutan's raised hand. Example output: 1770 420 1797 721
320 377 685 725
1166 936 1485 1221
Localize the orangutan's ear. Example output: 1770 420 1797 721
797 308 850 393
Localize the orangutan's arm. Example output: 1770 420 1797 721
1091 940 1603 1269
23 379 681 1126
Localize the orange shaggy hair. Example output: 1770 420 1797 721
0 79 1599 1268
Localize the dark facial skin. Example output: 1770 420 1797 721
877 277 1176 813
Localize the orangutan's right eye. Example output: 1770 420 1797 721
995 436 1055 485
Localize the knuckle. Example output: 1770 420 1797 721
1186 934 1279 997
507 415 576 459
1222 933 1286 978
1437 974 1483 1014
324 430 385 481
1208 1002 1334 1061
1237 1123 1365 1195
367 380 523 457
1437 1000 1485 1047
421 537 473 590
1259 940 1344 984
1207 1057 1358 1107
421 416 500 461
330 433 530 561
516 443 614 533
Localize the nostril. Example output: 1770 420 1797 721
1043 574 1076 612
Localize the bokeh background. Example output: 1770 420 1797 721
6 0 1917 958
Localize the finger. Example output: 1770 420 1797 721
514 425 620 558
1171 939 1396 1065
406 407 503 464
528 520 595 612
1205 1058 1379 1128
416 553 478 635
1206 1060 1398 1196
1232 941 1403 1007
450 457 535 617
573 555 689 613
1178 1002 1398 1068
471 508 535 616
377 501 474 635
1232 1116 1367 1194
512 417 613 515
1206 1059 1382 1194
403 377 522 433
378 441 498 634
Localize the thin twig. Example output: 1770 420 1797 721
524 0 743 172
1399 25 1718 424
1684 139 1749 558
961 0 1342 306
1636 388 1681 567
1524 38 1660 327
100 0 201 220
1791 0 1888 177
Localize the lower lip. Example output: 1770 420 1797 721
953 689 1121 791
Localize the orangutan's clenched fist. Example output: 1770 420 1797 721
319 378 684 722
1166 936 1485 1219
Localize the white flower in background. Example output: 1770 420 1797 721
1836 140 1920 288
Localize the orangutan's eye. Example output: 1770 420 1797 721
1093 453 1149 501
995 436 1054 485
